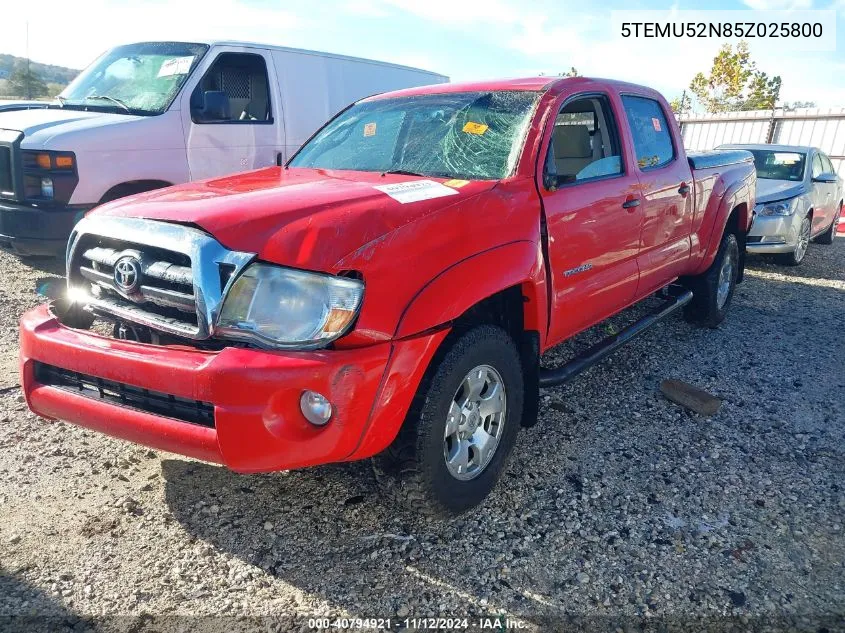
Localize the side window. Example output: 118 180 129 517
821 153 835 175
621 95 674 170
544 95 623 188
812 153 824 178
191 53 271 124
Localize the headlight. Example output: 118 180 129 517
758 199 796 216
215 263 364 349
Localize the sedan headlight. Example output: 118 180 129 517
758 198 796 216
215 264 364 349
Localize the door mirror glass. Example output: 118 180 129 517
193 90 231 122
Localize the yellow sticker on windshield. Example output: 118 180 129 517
363 122 377 137
463 121 488 135
444 179 470 188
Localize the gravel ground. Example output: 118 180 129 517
0 239 843 633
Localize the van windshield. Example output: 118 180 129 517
289 91 541 180
58 42 208 116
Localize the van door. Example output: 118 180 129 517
179 47 284 180
619 94 693 297
539 92 644 346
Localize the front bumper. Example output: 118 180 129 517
746 212 804 254
0 200 90 256
20 304 447 472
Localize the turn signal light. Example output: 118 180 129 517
55 155 74 169
35 154 52 169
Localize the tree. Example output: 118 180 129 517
783 100 816 111
560 67 580 77
6 61 48 99
670 90 692 117
688 41 781 113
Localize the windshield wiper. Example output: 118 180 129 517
381 169 427 177
54 95 67 107
86 95 131 112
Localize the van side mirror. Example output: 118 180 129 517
193 90 230 123
813 172 838 184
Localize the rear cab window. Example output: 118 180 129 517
621 95 674 170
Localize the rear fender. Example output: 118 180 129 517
691 179 753 276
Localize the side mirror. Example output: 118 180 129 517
192 90 230 123
813 172 838 184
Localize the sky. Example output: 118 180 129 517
3 0 845 108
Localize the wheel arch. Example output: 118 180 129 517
99 179 173 204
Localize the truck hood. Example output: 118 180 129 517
0 107 142 148
756 178 806 205
92 167 497 271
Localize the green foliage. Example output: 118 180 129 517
688 41 781 113
4 61 49 98
0 54 78 85
670 91 692 116
560 67 580 77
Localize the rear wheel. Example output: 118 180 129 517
373 325 523 517
776 215 811 266
683 231 739 328
815 204 841 245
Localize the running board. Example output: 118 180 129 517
538 286 693 388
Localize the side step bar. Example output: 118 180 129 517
538 286 693 388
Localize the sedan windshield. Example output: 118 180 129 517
748 150 806 182
59 42 208 115
289 91 541 180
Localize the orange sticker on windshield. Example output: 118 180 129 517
652 117 662 132
463 121 489 135
444 179 470 188
363 122 377 137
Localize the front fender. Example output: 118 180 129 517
691 175 754 276
394 240 548 339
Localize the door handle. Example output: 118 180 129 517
622 198 641 210
678 184 691 196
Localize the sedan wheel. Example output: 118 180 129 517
794 217 811 263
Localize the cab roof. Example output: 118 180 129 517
365 76 667 101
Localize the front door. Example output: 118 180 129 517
540 92 644 346
180 48 284 181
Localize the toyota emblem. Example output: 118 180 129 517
114 256 142 293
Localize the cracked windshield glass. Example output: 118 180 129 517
289 90 540 180
58 42 208 115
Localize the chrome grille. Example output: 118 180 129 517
67 216 254 340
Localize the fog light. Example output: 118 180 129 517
41 177 54 199
761 235 786 244
300 390 332 426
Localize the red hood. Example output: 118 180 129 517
93 167 496 271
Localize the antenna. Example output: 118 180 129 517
26 21 31 99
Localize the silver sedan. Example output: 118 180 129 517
719 144 843 266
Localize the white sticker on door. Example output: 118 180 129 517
373 180 460 204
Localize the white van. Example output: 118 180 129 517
0 40 448 255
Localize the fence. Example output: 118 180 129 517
678 107 845 176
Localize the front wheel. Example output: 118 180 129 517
776 215 811 266
373 325 523 517
683 231 739 328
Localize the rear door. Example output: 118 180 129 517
179 46 285 180
810 151 834 233
539 91 644 346
619 94 693 296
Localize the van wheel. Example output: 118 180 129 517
683 231 739 328
373 325 523 517
815 204 841 245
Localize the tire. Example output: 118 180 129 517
683 231 739 328
373 325 523 517
776 214 811 266
815 204 841 245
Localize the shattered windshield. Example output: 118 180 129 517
289 91 541 180
59 42 208 115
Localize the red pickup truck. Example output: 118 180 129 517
19 77 755 516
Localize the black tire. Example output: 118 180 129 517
373 325 523 517
815 203 841 245
683 231 739 328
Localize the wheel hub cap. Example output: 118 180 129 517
443 365 507 481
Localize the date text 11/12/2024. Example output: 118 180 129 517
307 617 528 630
